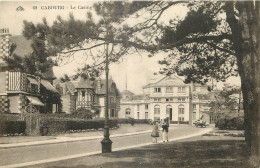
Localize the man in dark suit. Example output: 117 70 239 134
162 120 169 142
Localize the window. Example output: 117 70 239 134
137 105 140 111
170 98 173 101
178 105 185 114
154 87 161 93
145 112 149 119
178 87 186 93
145 104 149 110
166 87 173 93
166 98 169 102
154 98 161 101
111 109 115 117
192 112 196 120
193 104 196 110
154 105 160 115
178 117 184 121
110 97 114 103
82 91 85 97
31 84 37 93
178 98 186 102
137 112 140 119
125 108 131 118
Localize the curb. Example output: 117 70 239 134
0 130 152 149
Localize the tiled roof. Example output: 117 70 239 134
66 81 77 94
56 78 121 96
95 79 114 94
76 77 94 89
121 90 135 96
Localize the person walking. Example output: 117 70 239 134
162 120 169 142
151 121 159 143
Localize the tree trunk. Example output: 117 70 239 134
226 1 260 167
234 1 260 167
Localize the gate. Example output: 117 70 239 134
24 104 40 135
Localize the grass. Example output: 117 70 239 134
37 135 251 168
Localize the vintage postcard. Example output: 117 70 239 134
0 1 257 168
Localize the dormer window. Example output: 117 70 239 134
154 87 161 93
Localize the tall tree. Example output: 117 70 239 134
1 19 56 79
22 1 260 166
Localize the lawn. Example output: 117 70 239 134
36 132 251 168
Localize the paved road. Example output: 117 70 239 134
0 125 212 168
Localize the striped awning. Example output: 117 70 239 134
27 77 38 85
41 79 58 93
26 96 44 106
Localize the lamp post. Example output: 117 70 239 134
101 41 112 153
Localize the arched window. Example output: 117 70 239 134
154 105 160 115
166 105 172 115
178 105 185 114
125 108 131 118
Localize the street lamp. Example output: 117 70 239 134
101 41 112 153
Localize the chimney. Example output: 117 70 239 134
0 28 11 61
97 78 101 92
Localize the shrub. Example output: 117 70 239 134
117 118 151 124
71 108 96 119
215 116 244 130
0 120 26 135
39 117 118 135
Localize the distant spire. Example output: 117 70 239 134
126 74 127 90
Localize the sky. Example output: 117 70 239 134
0 1 241 94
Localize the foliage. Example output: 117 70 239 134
39 117 118 135
1 19 56 78
0 119 26 135
215 116 244 130
60 74 70 82
209 84 242 116
114 118 151 125
71 108 96 119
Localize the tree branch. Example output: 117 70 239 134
60 42 105 54
205 41 235 55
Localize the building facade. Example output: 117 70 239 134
0 30 60 114
55 76 121 118
119 75 215 124
0 71 60 114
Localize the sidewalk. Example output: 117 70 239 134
31 131 249 168
0 124 152 148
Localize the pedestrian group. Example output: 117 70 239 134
151 119 169 143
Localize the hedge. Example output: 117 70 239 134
215 116 244 130
0 120 26 135
40 118 118 135
117 118 152 124
170 121 189 124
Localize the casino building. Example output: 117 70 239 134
119 74 216 124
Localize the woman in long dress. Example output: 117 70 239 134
151 121 159 143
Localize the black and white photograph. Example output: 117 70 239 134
0 1 259 167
